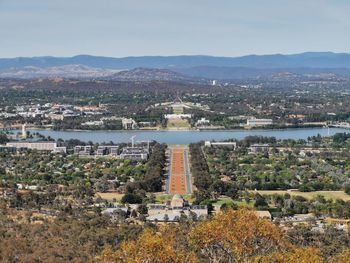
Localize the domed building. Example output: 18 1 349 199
170 193 185 208
146 193 207 222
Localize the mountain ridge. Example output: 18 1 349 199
2 52 350 70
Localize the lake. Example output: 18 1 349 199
25 127 350 144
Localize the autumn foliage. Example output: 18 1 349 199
98 209 281 263
97 208 350 263
97 226 198 263
190 209 285 262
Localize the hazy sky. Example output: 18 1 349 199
0 0 349 57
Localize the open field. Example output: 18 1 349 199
95 192 124 201
167 118 191 130
253 190 350 201
211 197 254 208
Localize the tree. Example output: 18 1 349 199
344 183 350 195
254 194 268 209
97 227 198 263
190 209 284 263
121 193 143 204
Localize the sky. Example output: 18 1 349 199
0 0 349 58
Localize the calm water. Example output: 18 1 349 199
25 128 350 144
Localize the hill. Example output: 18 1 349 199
2 52 350 70
2 52 350 80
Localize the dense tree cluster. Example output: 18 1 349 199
124 143 167 203
0 208 143 263
203 135 350 193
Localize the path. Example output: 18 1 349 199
167 145 192 195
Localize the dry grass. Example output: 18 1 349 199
95 192 124 201
252 190 350 201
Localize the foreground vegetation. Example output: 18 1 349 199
97 209 350 263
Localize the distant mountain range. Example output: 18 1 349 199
1 52 350 80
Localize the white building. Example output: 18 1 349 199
196 117 210 126
248 144 270 154
247 118 273 126
122 118 137 130
146 194 208 222
120 147 149 160
164 114 192 119
204 141 236 149
74 145 92 156
6 141 66 153
96 145 120 156
81 120 104 126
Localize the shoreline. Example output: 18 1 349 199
25 125 338 133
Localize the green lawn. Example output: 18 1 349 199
167 118 191 130
172 106 184 114
211 197 254 208
252 190 350 201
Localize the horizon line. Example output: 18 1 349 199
1 51 350 59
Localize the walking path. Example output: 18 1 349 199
167 145 192 195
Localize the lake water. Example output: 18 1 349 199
25 127 350 144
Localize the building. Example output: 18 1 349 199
81 120 104 126
74 145 92 156
96 145 120 156
0 146 16 153
120 147 149 160
122 118 137 130
6 141 66 153
164 114 192 119
204 141 236 149
46 113 64 121
247 118 273 126
53 147 67 154
248 144 270 154
146 194 208 222
195 118 210 126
